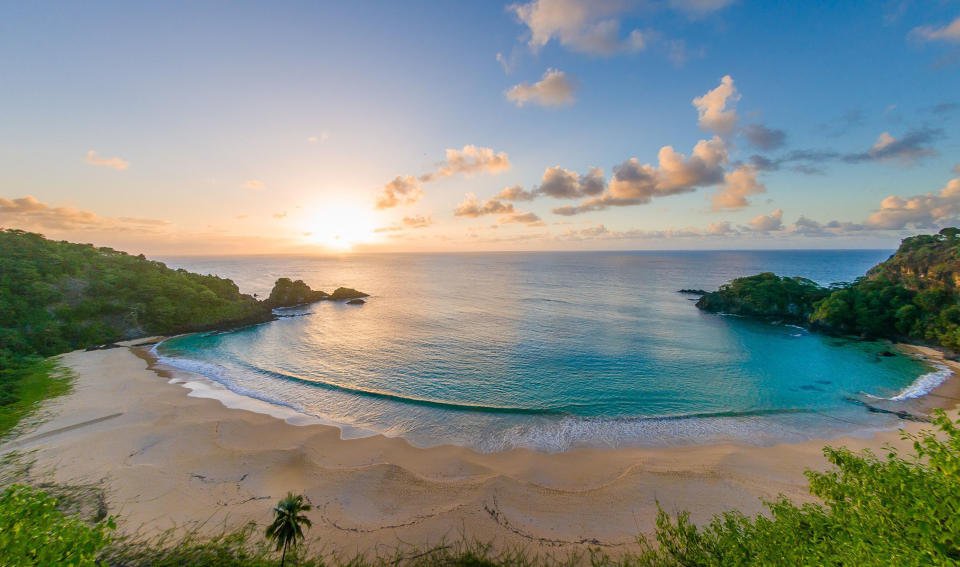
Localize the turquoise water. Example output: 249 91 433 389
156 250 938 452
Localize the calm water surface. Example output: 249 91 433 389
155 250 937 452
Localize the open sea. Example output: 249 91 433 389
154 250 947 453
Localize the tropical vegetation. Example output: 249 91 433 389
698 227 960 350
265 493 313 567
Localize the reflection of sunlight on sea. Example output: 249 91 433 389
157 250 935 453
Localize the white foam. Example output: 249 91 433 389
150 343 380 439
889 362 952 401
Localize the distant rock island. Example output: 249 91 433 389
695 228 960 353
267 278 368 308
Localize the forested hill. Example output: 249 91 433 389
0 230 273 360
865 228 960 291
0 229 369 361
696 228 960 351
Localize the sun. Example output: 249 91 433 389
303 203 378 251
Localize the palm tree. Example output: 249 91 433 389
265 492 312 567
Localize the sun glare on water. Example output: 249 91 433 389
303 203 379 251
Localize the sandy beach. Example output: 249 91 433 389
2 341 958 559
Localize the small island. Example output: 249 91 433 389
267 278 368 308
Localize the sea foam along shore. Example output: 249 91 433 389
3 340 959 558
150 334 954 453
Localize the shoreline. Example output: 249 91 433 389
149 334 953 453
3 341 959 558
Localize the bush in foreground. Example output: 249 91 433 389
614 409 960 566
0 484 114 566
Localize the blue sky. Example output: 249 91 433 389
1 0 959 254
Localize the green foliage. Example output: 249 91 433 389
612 410 960 566
0 358 71 438
698 229 960 349
100 523 325 567
266 493 313 566
0 229 271 362
0 484 114 566
695 272 830 322
0 229 273 434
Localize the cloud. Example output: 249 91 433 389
402 215 434 228
496 51 516 73
244 180 264 189
712 165 765 210
864 177 960 229
931 102 960 115
453 194 516 217
819 109 864 138
954 164 960 175
498 211 544 225
747 208 784 232
668 0 735 18
509 0 647 56
431 145 511 179
742 124 786 150
272 211 287 219
495 185 537 201
552 136 728 215
84 150 129 171
692 75 740 136
377 145 510 209
557 221 741 241
506 69 577 107
375 175 424 209
537 166 606 198
912 17 960 43
0 195 169 232
843 127 942 165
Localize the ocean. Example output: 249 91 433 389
154 250 943 453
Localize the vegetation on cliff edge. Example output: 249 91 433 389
697 228 960 350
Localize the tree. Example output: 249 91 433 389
265 492 312 567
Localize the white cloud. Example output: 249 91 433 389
84 150 129 171
712 164 766 210
375 175 424 209
748 209 784 232
912 17 960 43
378 145 510 209
509 0 647 56
433 145 511 178
551 136 728 215
692 75 740 136
865 178 960 229
496 185 537 201
506 69 577 107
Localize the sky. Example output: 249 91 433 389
1 0 959 255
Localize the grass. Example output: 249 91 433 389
0 358 72 439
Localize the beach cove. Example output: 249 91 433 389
3 340 957 559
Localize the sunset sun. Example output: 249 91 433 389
303 202 378 251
